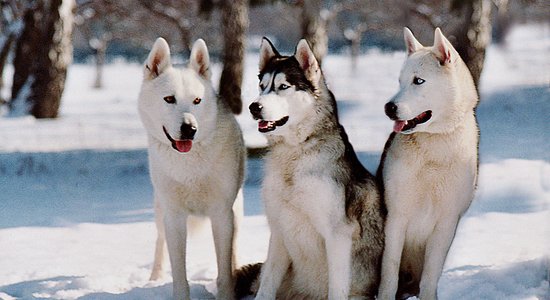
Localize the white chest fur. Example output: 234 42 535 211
261 144 350 296
383 119 478 240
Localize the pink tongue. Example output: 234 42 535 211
393 120 407 132
175 140 193 153
259 121 270 129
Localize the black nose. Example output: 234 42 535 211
384 102 398 120
180 123 197 140
249 102 263 119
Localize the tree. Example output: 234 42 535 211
138 0 197 55
9 1 42 115
75 0 178 89
9 0 76 118
492 0 510 45
218 0 248 115
344 23 367 70
299 0 327 63
450 0 492 89
0 0 25 100
75 1 114 89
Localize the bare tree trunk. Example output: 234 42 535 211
300 0 327 64
178 25 191 56
0 1 24 101
29 0 75 118
93 44 105 89
11 3 41 105
493 0 510 45
344 23 367 72
138 0 192 56
10 0 75 118
218 0 248 115
0 34 16 95
91 37 107 89
452 0 492 89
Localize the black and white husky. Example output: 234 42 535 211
237 38 385 300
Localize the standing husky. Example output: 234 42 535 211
242 38 385 300
377 28 479 300
138 38 245 300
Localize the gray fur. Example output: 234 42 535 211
246 38 385 300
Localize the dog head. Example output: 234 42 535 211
138 38 217 153
385 28 477 134
249 38 324 140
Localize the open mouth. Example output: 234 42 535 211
163 126 193 153
393 110 432 133
257 116 289 133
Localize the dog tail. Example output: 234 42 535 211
234 262 262 298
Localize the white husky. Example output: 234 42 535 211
377 28 479 300
138 38 245 300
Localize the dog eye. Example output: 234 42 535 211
413 77 425 85
279 84 290 90
193 97 201 105
259 83 266 90
164 95 176 104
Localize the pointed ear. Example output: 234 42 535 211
404 27 423 56
259 37 279 71
294 39 320 84
145 37 171 80
189 39 211 80
433 28 453 65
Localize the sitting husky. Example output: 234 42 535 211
377 28 479 300
138 38 245 300
239 38 385 300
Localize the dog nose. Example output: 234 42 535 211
384 102 398 120
180 123 197 140
249 102 263 119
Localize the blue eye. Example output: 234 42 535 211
413 77 425 85
279 84 290 90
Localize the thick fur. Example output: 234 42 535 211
377 28 479 300
242 38 385 300
138 37 245 300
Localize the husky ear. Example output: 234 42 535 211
404 27 423 56
259 37 279 71
190 39 211 80
145 37 171 80
432 28 453 65
295 39 320 84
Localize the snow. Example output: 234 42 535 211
1 23 549 299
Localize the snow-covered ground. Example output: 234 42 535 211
0 23 549 299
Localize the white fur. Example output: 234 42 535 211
378 28 479 300
256 143 355 300
138 38 245 300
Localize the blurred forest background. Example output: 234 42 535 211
0 0 547 118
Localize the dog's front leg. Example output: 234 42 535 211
150 196 166 281
255 230 290 300
164 210 189 300
211 207 236 300
325 225 354 300
378 215 407 300
419 217 459 300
